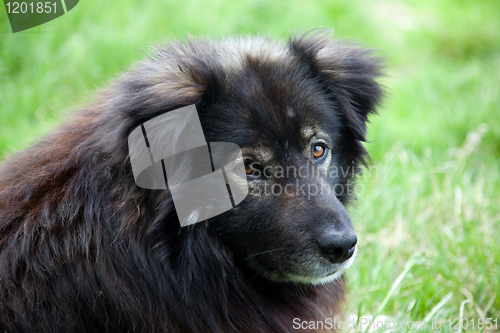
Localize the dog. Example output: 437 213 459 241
0 32 383 332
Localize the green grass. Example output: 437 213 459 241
1 0 499 331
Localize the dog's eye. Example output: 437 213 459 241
312 144 327 159
245 164 254 175
242 159 260 177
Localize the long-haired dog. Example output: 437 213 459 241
0 32 383 332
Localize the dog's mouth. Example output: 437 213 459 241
285 246 357 285
246 246 357 285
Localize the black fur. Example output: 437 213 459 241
0 32 383 332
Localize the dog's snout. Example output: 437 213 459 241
317 231 357 264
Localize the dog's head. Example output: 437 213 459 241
120 32 383 285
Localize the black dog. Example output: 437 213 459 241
0 32 383 332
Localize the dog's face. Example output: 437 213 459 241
205 79 359 284
124 34 382 285
171 35 384 285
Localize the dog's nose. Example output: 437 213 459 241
317 231 357 264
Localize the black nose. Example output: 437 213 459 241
317 231 357 264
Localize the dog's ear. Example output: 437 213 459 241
110 39 223 128
290 33 384 144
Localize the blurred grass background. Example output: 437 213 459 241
1 0 499 331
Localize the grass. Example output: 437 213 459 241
1 0 499 331
349 122 499 332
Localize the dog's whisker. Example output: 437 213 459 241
246 248 285 260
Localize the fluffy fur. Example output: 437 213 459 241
0 32 383 332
